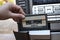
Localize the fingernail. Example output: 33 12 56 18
22 15 25 18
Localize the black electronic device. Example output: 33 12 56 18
16 0 60 31
15 0 60 40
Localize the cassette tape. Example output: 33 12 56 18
18 14 48 31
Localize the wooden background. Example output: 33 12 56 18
0 18 18 40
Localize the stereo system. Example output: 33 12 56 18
16 0 60 31
15 0 60 40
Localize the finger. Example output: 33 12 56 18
10 13 25 19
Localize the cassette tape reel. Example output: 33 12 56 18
18 14 48 31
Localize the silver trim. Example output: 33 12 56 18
47 15 60 21
29 0 33 14
29 30 50 35
51 32 60 34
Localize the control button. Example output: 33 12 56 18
18 1 25 4
32 6 38 14
22 6 26 9
17 1 26 6
20 4 25 7
47 15 60 21
18 4 26 7
38 6 44 14
45 6 53 14
54 5 60 14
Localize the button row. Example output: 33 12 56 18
32 4 60 15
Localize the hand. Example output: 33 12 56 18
0 2 25 22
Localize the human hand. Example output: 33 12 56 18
0 2 25 22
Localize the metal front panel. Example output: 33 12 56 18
51 32 60 40
29 30 50 40
32 4 60 21
50 22 60 30
32 3 60 15
47 15 60 21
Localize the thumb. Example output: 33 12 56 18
10 13 25 19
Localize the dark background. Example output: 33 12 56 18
33 0 60 5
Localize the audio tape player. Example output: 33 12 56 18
16 0 60 21
16 0 60 31
15 0 60 40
